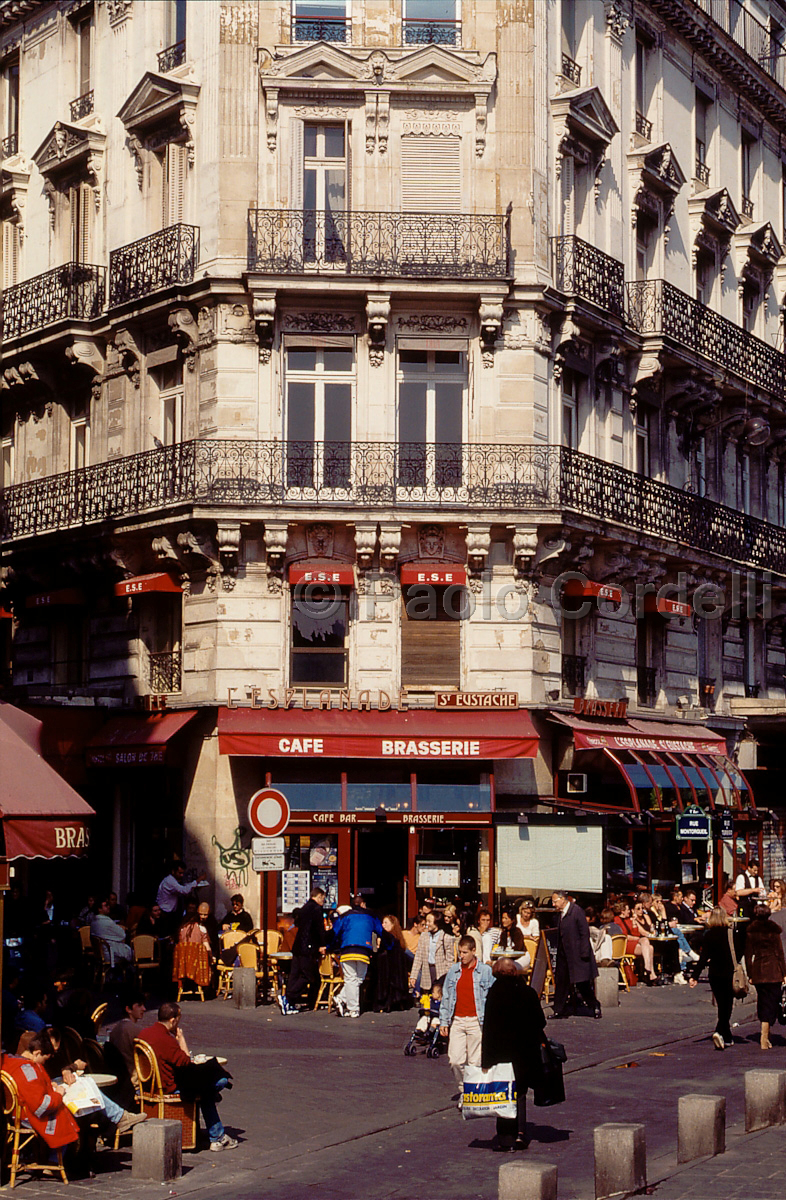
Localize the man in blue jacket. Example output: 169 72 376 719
440 936 494 1104
331 897 384 1018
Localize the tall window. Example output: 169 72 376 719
738 451 751 514
561 596 587 698
69 182 93 263
1 413 13 489
561 370 578 449
635 32 650 124
695 90 711 183
741 284 759 334
161 142 186 228
695 252 713 306
636 614 661 707
153 362 184 447
165 0 187 48
291 585 349 684
398 348 465 487
52 616 86 687
561 0 576 58
2 55 19 152
403 0 460 46
742 618 758 696
741 132 755 215
401 135 460 213
635 215 651 281
76 12 91 98
285 343 353 488
292 1 349 43
71 417 89 470
693 434 706 497
301 122 346 264
635 406 650 476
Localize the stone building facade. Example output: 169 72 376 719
2 0 785 917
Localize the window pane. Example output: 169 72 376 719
399 382 427 442
324 384 351 442
323 125 345 158
291 652 347 684
322 347 353 372
287 381 315 442
434 351 462 372
292 595 347 647
435 382 462 443
400 349 428 371
304 123 318 157
288 348 317 372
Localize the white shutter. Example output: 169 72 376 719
401 136 461 213
70 186 80 262
289 119 304 211
2 220 19 287
162 143 186 228
79 181 92 263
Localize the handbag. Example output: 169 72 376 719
727 928 749 998
461 1062 517 1120
533 1038 566 1108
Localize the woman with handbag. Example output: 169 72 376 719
480 957 546 1152
688 906 738 1050
745 904 786 1050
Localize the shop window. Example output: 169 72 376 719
397 348 466 488
285 342 353 488
51 615 86 687
403 0 460 47
291 584 349 686
400 584 464 688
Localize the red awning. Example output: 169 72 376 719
551 711 725 755
0 607 13 620
400 563 467 586
86 710 197 766
26 588 85 609
289 562 355 586
218 706 538 759
563 579 622 604
643 593 692 619
0 702 94 859
114 573 182 597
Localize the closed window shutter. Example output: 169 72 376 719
289 119 304 210
162 143 186 227
401 136 461 212
79 182 92 263
2 221 19 287
400 593 461 688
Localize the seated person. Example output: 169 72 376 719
91 898 133 963
516 902 540 941
139 1001 237 1153
14 988 48 1038
663 888 684 921
198 902 220 959
719 884 738 916
494 908 530 972
41 1028 145 1139
136 903 169 940
616 901 658 985
107 992 147 1107
3 1031 82 1161
678 889 705 925
108 891 127 923
178 913 213 953
219 894 254 935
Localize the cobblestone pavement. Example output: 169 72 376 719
1 980 784 1199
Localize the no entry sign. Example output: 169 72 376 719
247 788 291 838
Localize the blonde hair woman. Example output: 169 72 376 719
689 906 736 1050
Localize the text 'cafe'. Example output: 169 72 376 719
217 697 540 917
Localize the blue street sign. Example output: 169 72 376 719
676 811 711 841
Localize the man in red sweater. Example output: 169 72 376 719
439 936 494 1104
139 1002 237 1152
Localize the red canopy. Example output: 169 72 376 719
0 702 94 859
86 710 197 766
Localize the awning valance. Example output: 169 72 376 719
551 711 724 755
643 593 692 619
562 579 622 604
0 702 94 859
26 588 85 609
289 562 355 587
86 710 197 766
400 563 467 586
218 706 538 759
114 573 182 597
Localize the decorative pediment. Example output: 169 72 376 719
117 71 200 165
688 188 740 266
0 159 31 231
32 121 106 182
259 42 496 155
734 221 782 279
628 143 685 232
551 86 618 157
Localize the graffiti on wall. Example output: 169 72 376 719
212 826 251 890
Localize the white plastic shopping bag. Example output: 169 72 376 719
461 1062 517 1119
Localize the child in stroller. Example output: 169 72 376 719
404 983 446 1058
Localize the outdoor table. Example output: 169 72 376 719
649 935 680 979
269 950 293 991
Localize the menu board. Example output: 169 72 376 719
281 870 311 913
416 860 461 889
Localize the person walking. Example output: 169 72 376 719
330 897 385 1018
410 910 456 994
440 935 494 1107
279 886 327 1014
745 904 786 1050
550 890 601 1019
689 905 737 1050
481 957 546 1151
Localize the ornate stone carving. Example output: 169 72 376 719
282 312 358 332
265 88 279 152
177 530 222 590
603 0 632 41
103 0 135 25
264 521 288 590
511 526 539 576
379 524 401 568
355 524 377 568
251 295 275 361
467 526 491 573
307 523 334 559
397 315 468 333
65 337 105 377
217 522 241 587
366 293 390 367
112 328 142 389
126 132 144 188
219 1 258 44
152 536 180 565
479 298 503 368
418 524 445 559
168 308 199 371
475 91 488 157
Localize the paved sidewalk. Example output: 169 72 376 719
1 980 783 1199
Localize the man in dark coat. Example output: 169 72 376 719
550 890 601 1019
279 887 326 1014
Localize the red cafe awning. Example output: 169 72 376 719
26 588 85 609
0 702 94 859
643 593 692 619
563 579 622 604
218 706 538 759
114 573 182 597
86 710 197 766
551 711 725 755
400 563 467 586
289 562 355 587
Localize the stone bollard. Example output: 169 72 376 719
233 965 258 1008
595 967 620 1009
594 1123 646 1200
677 1094 725 1162
131 1119 181 1182
498 1160 558 1200
744 1069 786 1132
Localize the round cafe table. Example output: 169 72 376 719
648 935 679 979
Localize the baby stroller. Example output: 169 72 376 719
404 993 445 1058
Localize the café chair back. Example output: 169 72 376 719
90 1001 107 1035
132 935 159 989
610 934 636 991
215 930 245 1000
314 954 343 1011
133 1039 197 1151
1 1068 68 1188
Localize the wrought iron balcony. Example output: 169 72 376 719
6 443 786 579
561 654 586 699
292 16 349 42
1 261 105 341
691 0 786 87
625 279 785 397
247 209 509 280
2 131 18 157
552 236 625 319
69 90 94 121
561 53 581 85
158 39 186 71
149 649 182 694
635 111 652 140
402 18 460 45
741 195 755 218
637 666 658 707
109 223 199 308
695 159 711 185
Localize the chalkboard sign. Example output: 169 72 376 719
530 928 560 999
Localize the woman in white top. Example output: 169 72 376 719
516 901 540 941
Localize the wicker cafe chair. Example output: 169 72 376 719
235 941 266 999
132 934 159 989
254 929 283 998
1 1069 69 1188
90 936 113 988
90 1002 108 1036
610 934 636 992
215 931 245 999
133 1039 197 1151
521 938 538 983
314 953 344 1012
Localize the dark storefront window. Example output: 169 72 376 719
291 587 349 685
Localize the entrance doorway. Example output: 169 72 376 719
354 826 409 920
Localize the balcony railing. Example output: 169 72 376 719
625 279 784 397
109 223 199 307
1 261 106 341
6 443 786 576
692 0 786 89
247 209 509 280
561 654 586 698
292 16 349 41
149 650 182 694
561 53 581 85
158 39 186 71
552 236 625 319
637 666 658 707
635 111 652 140
69 90 94 121
402 17 460 45
695 159 711 185
2 131 18 157
741 194 755 218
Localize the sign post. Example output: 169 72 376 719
248 790 291 1003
